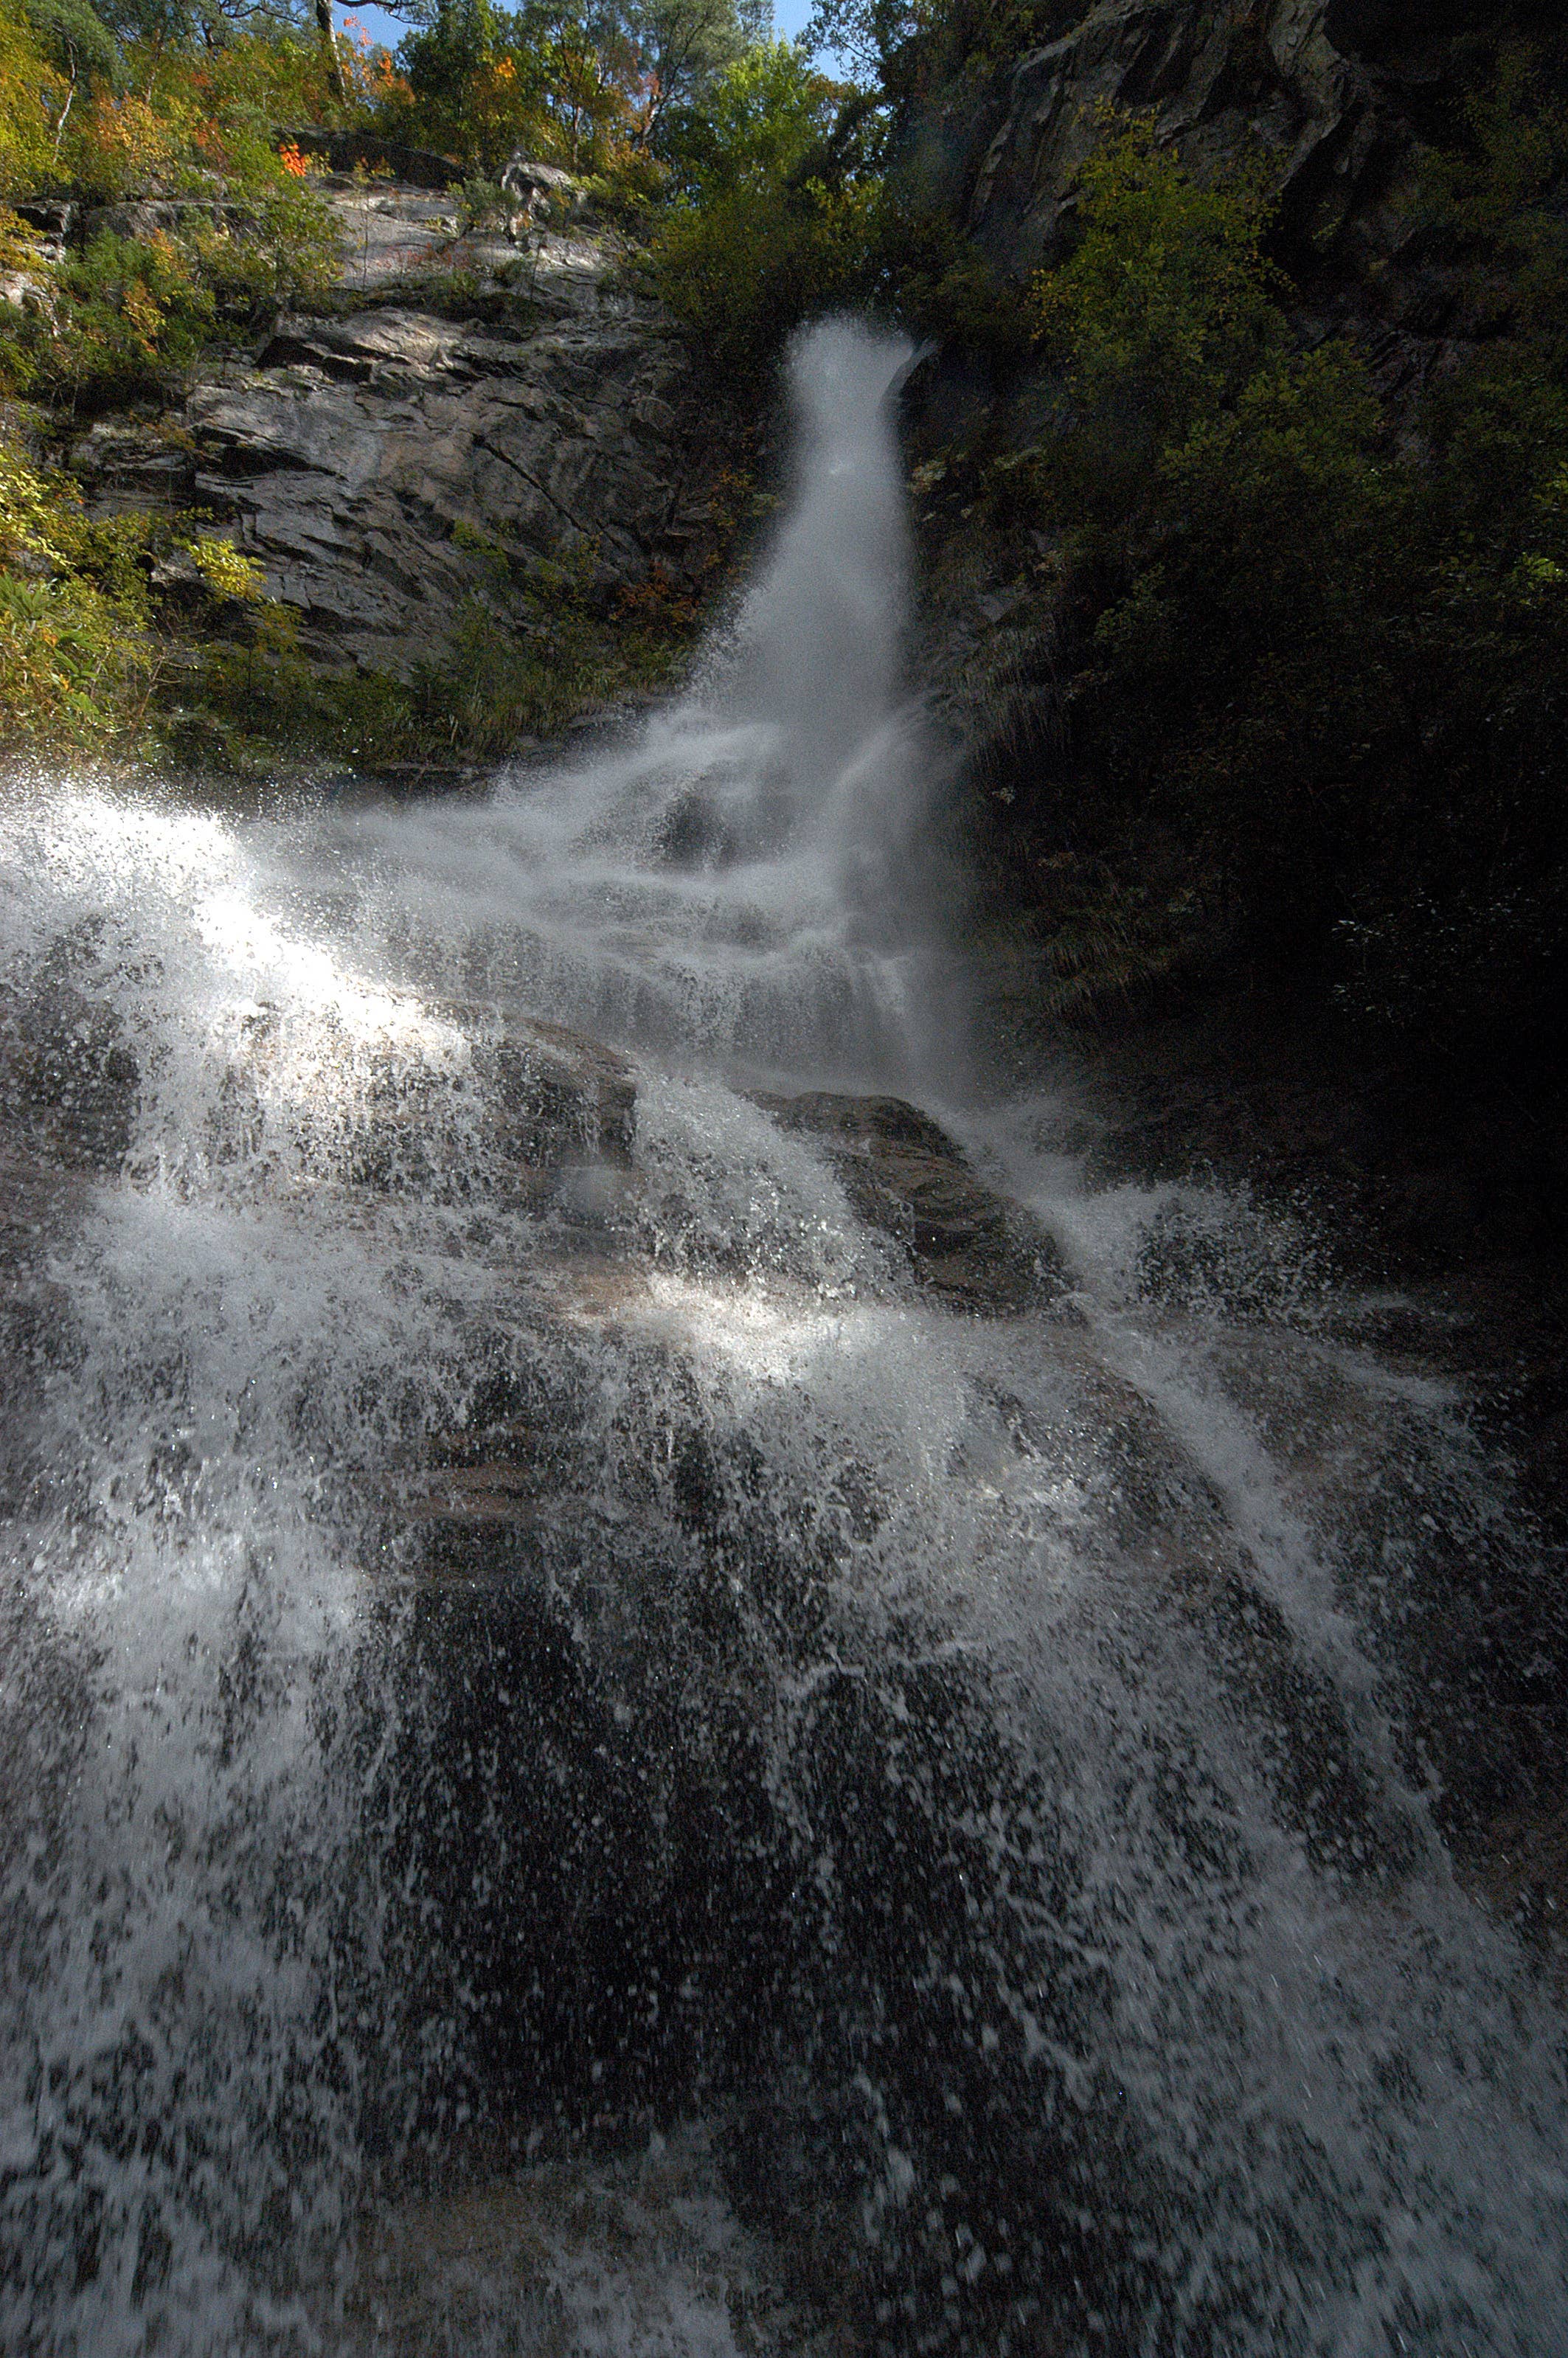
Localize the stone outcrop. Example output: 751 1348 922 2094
499 154 586 228
187 297 711 673
275 125 465 187
70 184 733 677
753 1088 1069 1314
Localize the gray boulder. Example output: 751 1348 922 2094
753 1089 1070 1315
499 156 586 229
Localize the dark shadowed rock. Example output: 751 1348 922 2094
480 1010 637 1170
0 984 139 1171
754 1088 1069 1314
275 127 465 188
901 0 1544 502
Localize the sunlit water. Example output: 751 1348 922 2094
1 322 1564 2355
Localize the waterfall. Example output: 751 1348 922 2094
1 319 1564 2357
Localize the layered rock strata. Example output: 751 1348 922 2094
69 183 732 676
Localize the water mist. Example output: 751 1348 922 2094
0 319 1564 2357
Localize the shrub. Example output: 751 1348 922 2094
1028 114 1284 542
64 89 179 201
650 41 878 394
0 423 156 749
0 567 153 747
185 184 342 323
38 226 214 406
0 4 67 198
968 111 1568 1063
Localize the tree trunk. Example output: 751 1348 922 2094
315 0 350 109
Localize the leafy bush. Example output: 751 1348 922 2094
1031 117 1282 504
650 41 878 392
1418 38 1568 353
185 185 342 322
0 423 155 747
64 89 181 201
405 532 703 753
0 4 67 198
965 109 1568 1063
52 226 213 400
0 567 152 747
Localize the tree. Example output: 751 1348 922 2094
629 0 748 145
313 0 347 104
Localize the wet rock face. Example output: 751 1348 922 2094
754 1089 1069 1314
70 190 731 676
337 1005 637 1197
483 1012 638 1169
0 979 139 1172
183 299 714 674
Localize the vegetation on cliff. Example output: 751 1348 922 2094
0 0 799 768
958 104 1568 1073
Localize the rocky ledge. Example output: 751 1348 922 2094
752 1088 1067 1315
70 181 734 676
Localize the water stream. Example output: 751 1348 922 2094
1 320 1564 2355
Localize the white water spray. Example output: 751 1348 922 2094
1 320 1564 2356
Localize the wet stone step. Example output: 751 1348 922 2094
752 1090 1069 1317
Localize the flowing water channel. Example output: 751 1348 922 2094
1 321 1566 2356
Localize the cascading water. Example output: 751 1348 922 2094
1 318 1564 2356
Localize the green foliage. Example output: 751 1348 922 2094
802 0 1075 100
167 628 416 772
53 227 214 396
0 567 153 746
0 185 338 409
457 170 506 229
1420 38 1568 350
165 538 707 771
373 0 771 175
21 0 119 84
650 40 877 392
661 34 836 194
407 535 701 751
871 193 1021 356
1 417 326 763
974 113 1568 1062
0 3 69 196
186 184 342 320
0 225 215 408
0 422 156 746
1030 116 1283 529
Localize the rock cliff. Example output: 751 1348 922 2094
898 0 1557 561
71 181 735 681
916 0 1547 353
